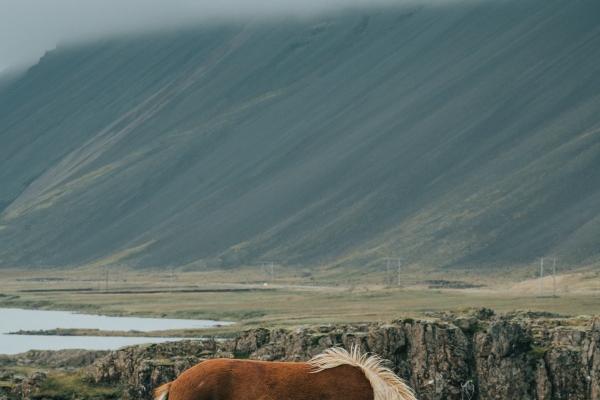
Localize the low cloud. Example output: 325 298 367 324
0 0 424 71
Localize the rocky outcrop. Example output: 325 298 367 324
16 372 47 400
0 349 107 370
0 371 47 400
84 340 229 400
0 349 108 400
85 310 600 400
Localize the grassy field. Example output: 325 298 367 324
36 372 120 400
1 266 600 336
0 366 120 400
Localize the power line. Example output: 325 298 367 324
383 257 402 287
170 266 176 292
552 256 557 297
539 257 544 297
260 261 276 282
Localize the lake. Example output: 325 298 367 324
0 308 229 355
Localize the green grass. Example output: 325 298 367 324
2 268 599 337
0 367 119 400
528 346 549 360
34 372 121 400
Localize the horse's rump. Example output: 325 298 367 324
154 347 416 400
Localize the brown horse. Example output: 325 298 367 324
154 347 417 400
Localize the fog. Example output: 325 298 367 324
0 0 447 72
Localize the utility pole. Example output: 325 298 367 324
170 266 175 292
383 257 402 287
552 257 557 297
261 262 275 283
386 258 391 286
105 267 109 292
539 257 544 297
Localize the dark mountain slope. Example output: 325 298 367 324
1 0 600 270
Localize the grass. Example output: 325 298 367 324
1 267 599 337
0 381 15 391
528 346 548 360
34 372 121 400
0 366 120 400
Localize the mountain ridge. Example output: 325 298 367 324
1 0 600 271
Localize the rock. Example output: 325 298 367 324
0 349 107 369
474 321 534 399
403 321 471 399
455 317 478 333
82 311 600 400
18 371 47 400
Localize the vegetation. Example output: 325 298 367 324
2 268 600 337
528 346 549 360
1 1 600 272
34 372 120 400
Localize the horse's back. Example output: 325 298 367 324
169 358 374 400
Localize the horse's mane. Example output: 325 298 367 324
308 346 417 400
154 382 171 400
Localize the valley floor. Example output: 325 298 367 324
1 266 599 336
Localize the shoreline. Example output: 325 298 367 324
7 328 214 338
0 306 241 338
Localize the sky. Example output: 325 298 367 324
0 0 420 73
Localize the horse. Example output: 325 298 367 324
154 346 417 400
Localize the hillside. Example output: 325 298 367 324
1 0 600 271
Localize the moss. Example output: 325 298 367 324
464 322 487 335
233 351 251 359
0 380 15 389
528 346 548 360
152 359 176 367
34 372 121 400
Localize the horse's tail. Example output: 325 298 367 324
308 346 417 400
154 382 172 400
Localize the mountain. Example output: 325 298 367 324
0 69 23 93
1 0 600 271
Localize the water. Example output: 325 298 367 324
0 308 229 355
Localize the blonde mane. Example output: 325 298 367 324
308 346 417 400
154 382 171 400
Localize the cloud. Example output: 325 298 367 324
0 0 414 71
